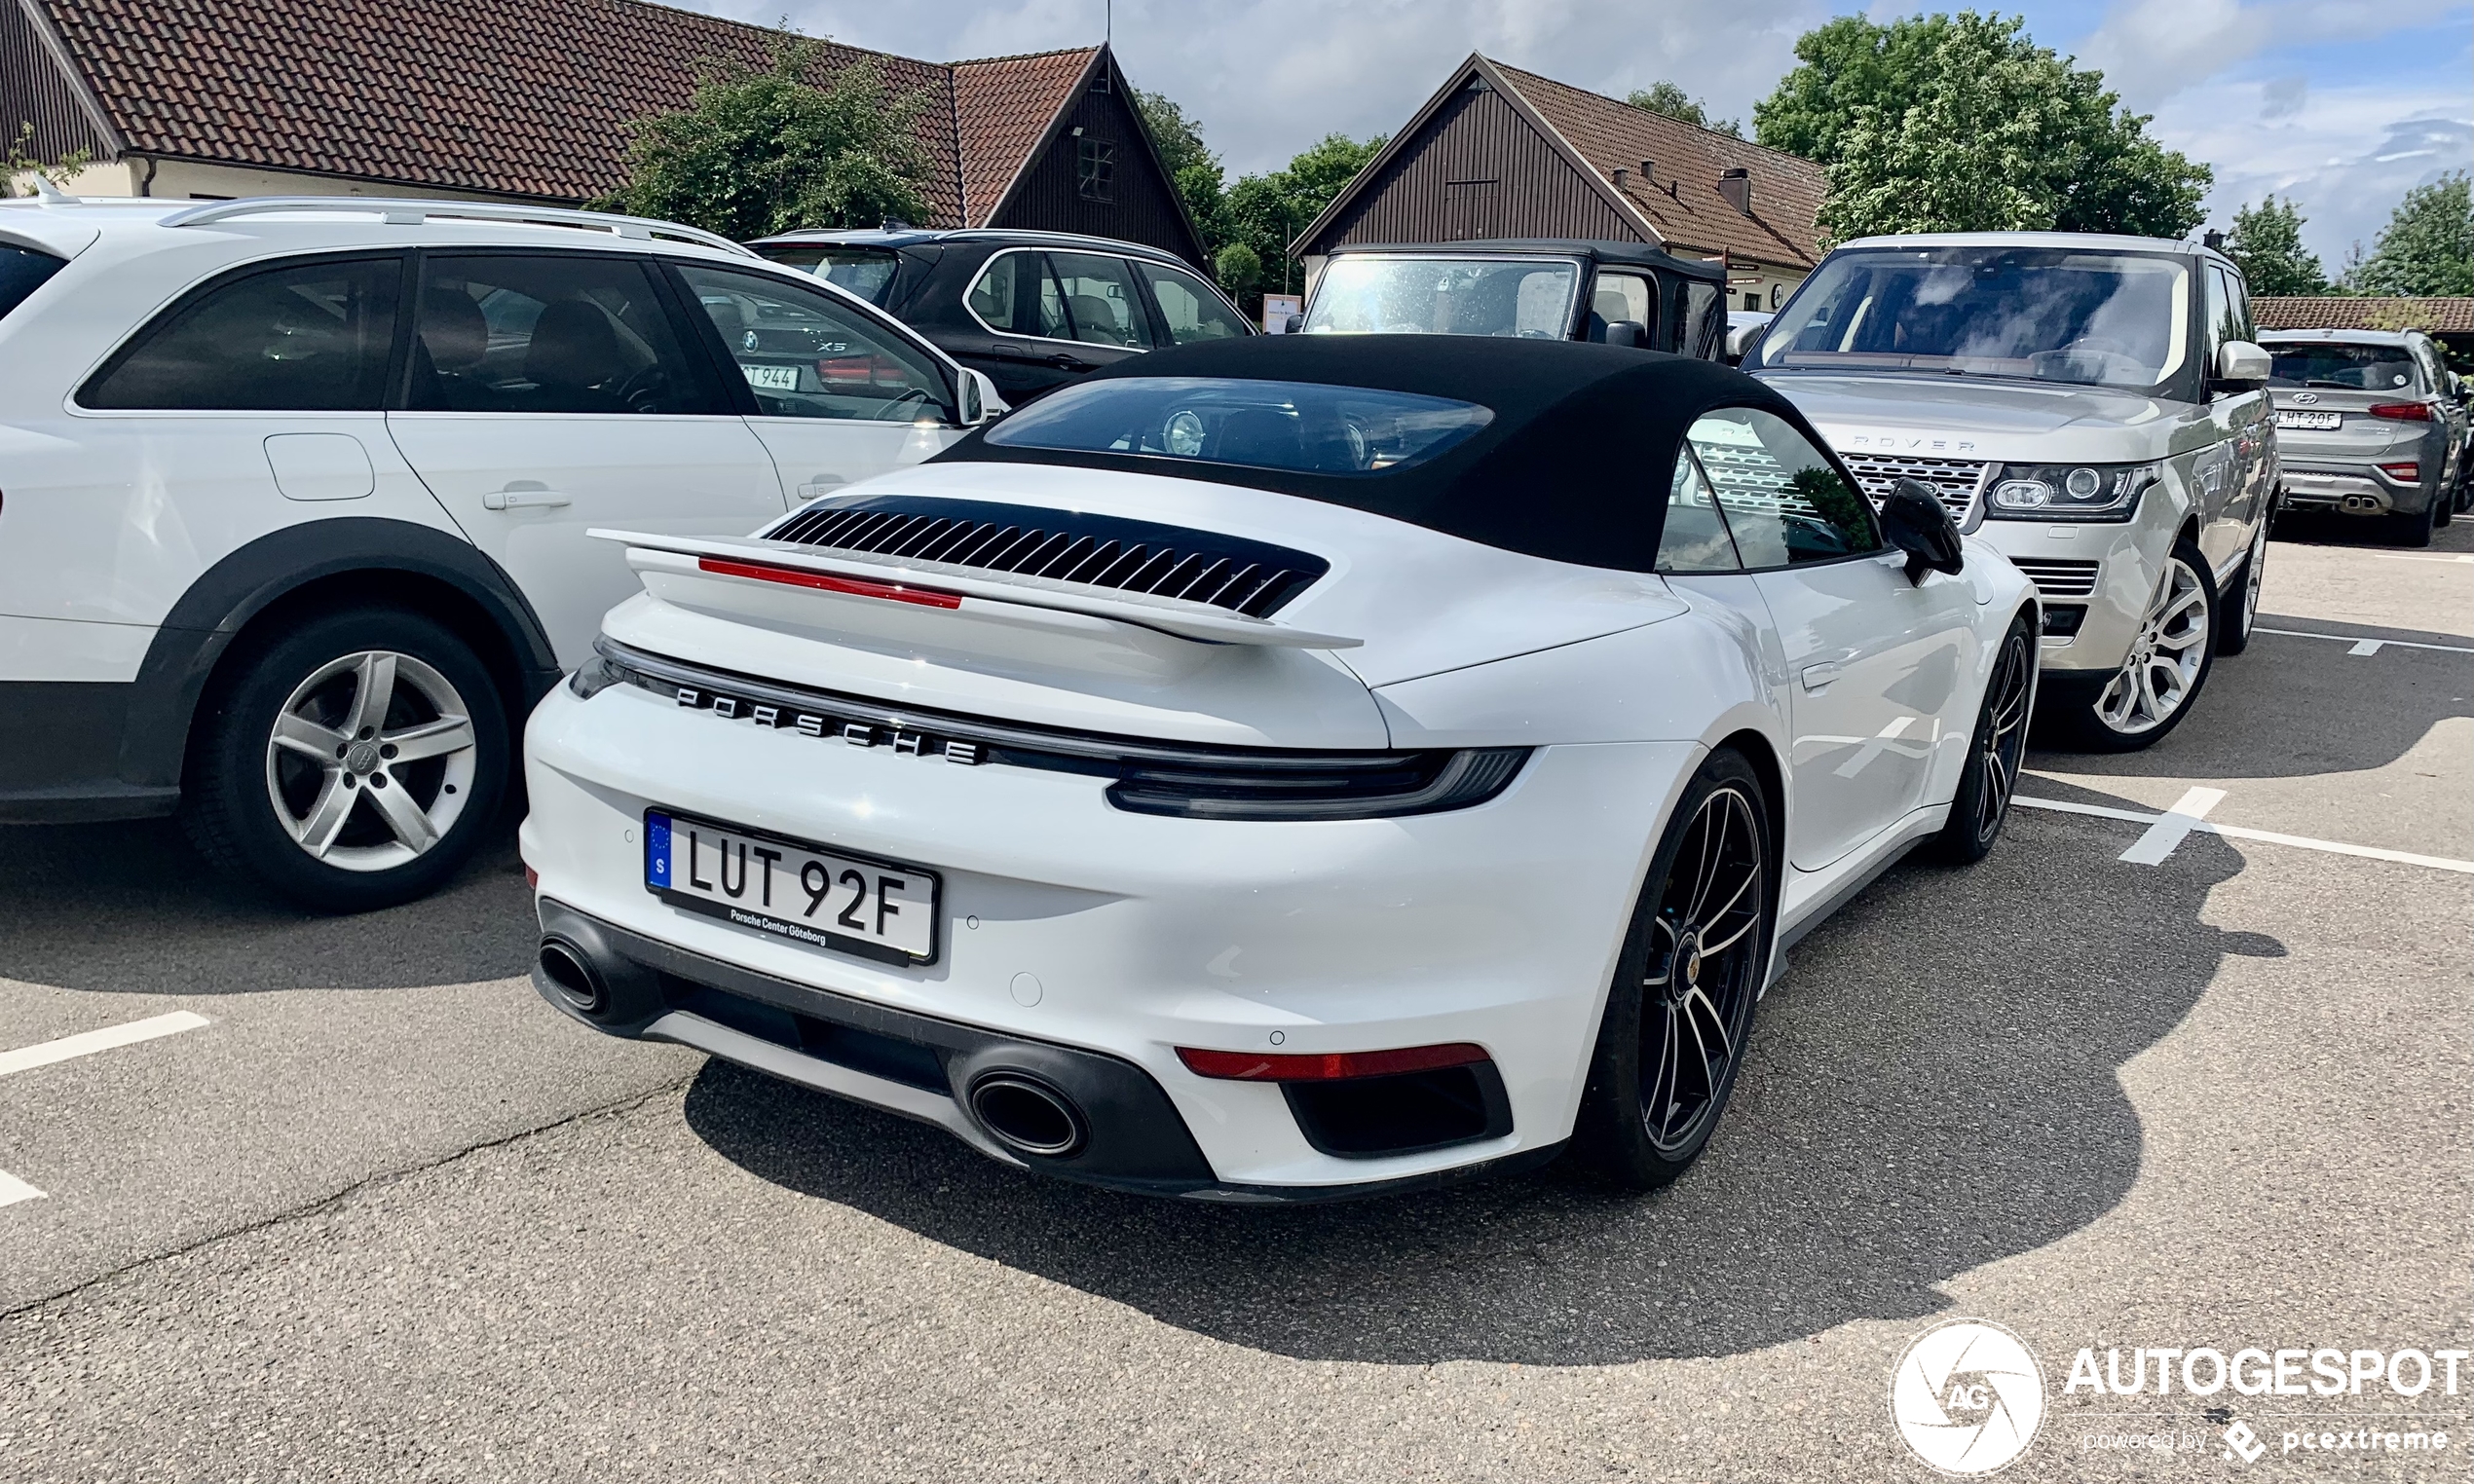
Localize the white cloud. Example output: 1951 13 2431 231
2074 0 2465 113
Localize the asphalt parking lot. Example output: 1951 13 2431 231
2 518 2467 1482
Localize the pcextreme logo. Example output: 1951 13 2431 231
1891 1319 2048 1475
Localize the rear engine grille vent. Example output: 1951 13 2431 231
2009 558 2102 598
1836 453 1986 523
765 496 1329 617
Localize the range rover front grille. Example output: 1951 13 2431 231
764 495 1327 617
2008 558 2102 598
1836 453 1987 523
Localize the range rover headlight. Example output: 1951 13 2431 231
1985 461 2157 521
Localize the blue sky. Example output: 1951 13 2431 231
681 0 2473 268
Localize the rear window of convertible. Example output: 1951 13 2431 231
982 376 1493 476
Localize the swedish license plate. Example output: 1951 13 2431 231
742 363 803 391
2275 410 2342 430
644 810 938 965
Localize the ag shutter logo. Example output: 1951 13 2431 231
1891 1319 2048 1474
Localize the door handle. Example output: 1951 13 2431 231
482 489 571 510
1047 352 1095 371
1800 661 1842 692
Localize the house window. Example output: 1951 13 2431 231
1076 138 1115 203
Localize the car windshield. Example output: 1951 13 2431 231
981 377 1493 476
755 245 901 306
1303 256 1580 339
2266 342 2420 391
1755 246 2191 390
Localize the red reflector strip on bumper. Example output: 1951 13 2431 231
697 555 961 609
1177 1042 1489 1082
2377 463 2420 482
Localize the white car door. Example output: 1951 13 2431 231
1684 407 1976 871
667 262 968 508
386 250 784 669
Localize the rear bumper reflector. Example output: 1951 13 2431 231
1178 1042 1491 1082
698 555 961 609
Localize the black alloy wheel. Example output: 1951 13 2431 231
1571 749 1772 1190
1932 617 2034 864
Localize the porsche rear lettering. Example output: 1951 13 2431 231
671 686 983 764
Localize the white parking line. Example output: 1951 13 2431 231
0 1169 44 1207
0 1011 210 1079
2015 796 2474 873
2118 786 2226 865
2369 552 2474 565
2256 626 2474 656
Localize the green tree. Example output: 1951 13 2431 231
2221 196 2327 295
1225 132 1388 296
1757 12 2211 243
2350 171 2474 296
1135 89 1233 265
4 122 91 197
1213 242 1262 297
1625 82 1743 138
599 35 929 241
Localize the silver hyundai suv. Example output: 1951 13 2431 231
1749 233 2276 750
2261 328 2467 546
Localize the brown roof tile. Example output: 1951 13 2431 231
31 0 1102 223
1488 60 1823 270
2254 296 2474 335
951 47 1098 226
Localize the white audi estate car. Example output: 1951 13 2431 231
521 337 2039 1200
1749 233 2277 750
0 193 998 909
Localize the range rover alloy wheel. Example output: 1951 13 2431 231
2217 522 2267 655
1572 749 1771 1189
2068 540 2216 751
182 608 509 911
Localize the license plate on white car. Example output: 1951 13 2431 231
2275 410 2343 429
742 363 803 391
644 810 939 965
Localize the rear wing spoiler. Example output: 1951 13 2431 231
592 530 1363 650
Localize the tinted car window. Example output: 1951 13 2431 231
675 264 954 423
756 244 901 305
1587 272 1656 341
984 376 1492 475
0 244 65 323
1304 256 1579 337
84 255 400 411
1141 262 1247 345
1656 451 1742 572
968 251 1071 340
2267 343 2421 390
1685 406 1880 568
406 254 718 415
1050 252 1153 349
1681 280 1722 359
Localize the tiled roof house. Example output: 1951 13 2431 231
1295 55 1828 311
0 0 1206 260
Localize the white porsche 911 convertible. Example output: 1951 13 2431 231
520 337 2038 1201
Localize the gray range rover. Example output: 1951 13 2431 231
1750 232 2277 750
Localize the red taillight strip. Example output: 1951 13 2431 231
1176 1042 1490 1082
697 555 960 609
2367 402 2432 422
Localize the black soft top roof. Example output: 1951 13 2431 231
1327 238 1726 284
930 334 1826 574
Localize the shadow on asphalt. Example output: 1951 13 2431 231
683 779 2274 1365
0 819 533 994
2026 610 2471 783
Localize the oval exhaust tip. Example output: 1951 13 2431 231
537 939 606 1015
967 1073 1087 1159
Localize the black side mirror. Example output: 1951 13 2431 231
1602 319 1646 349
1881 478 1964 584
1282 313 1305 334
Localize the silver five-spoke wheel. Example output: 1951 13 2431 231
1638 783 1765 1155
263 649 478 872
2096 554 2210 736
